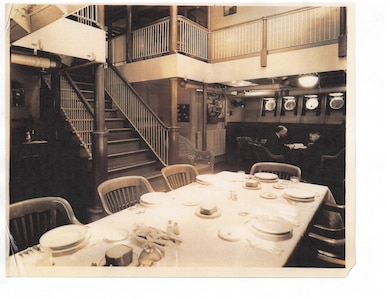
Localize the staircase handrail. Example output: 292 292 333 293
63 71 95 115
57 73 94 158
105 63 173 165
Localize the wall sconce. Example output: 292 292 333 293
179 78 188 88
298 74 319 88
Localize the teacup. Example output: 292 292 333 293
245 179 259 188
200 202 218 215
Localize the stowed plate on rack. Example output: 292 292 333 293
39 224 88 251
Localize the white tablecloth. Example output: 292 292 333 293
7 171 336 277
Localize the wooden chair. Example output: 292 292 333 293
236 137 254 171
249 162 301 180
97 176 154 215
308 203 346 267
179 135 214 173
161 164 199 191
9 197 82 254
249 143 285 163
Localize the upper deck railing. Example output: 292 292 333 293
111 6 340 65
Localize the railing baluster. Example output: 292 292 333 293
105 66 170 165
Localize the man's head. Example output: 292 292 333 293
309 131 321 142
276 125 288 138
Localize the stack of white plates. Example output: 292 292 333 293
39 224 90 256
140 192 167 206
254 172 279 183
283 188 315 202
248 215 293 241
196 174 218 185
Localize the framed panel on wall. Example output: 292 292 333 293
177 104 190 122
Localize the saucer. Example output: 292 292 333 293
260 192 277 199
103 229 129 243
242 184 261 190
218 226 244 242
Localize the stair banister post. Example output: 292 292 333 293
87 63 108 221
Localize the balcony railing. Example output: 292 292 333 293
112 6 341 64
67 5 101 28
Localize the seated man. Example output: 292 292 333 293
301 130 326 182
265 125 293 155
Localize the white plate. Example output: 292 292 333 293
42 232 91 257
250 215 293 235
247 223 292 241
305 97 319 110
103 229 129 243
260 192 277 199
140 192 167 205
182 199 200 206
283 194 315 202
218 226 244 242
39 224 88 250
254 172 278 181
196 174 218 185
283 188 315 199
99 253 139 267
195 207 222 219
272 182 289 189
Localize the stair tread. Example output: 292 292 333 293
108 138 140 144
108 160 158 172
108 148 148 157
109 127 132 132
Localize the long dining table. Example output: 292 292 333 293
7 171 339 277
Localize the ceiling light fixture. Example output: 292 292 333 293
298 74 319 88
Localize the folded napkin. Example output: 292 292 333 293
246 238 283 255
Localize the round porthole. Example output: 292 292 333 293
328 93 345 110
305 95 319 110
283 96 296 111
264 98 276 111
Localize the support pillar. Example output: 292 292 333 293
87 63 108 221
126 6 133 63
261 17 268 67
168 77 179 165
202 83 208 150
169 6 178 54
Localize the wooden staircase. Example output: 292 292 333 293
66 68 166 191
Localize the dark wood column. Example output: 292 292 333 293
168 77 180 165
338 7 347 57
261 17 268 67
87 63 108 221
169 6 178 54
202 83 208 150
126 6 133 63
